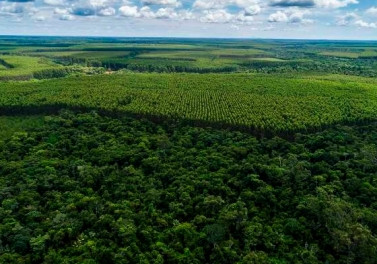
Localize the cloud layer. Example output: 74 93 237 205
0 0 375 38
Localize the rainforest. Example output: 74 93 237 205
0 36 377 264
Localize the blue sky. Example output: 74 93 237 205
0 0 376 39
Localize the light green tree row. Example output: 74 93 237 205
1 73 377 133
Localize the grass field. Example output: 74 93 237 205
319 51 360 58
0 55 61 79
319 50 377 58
27 51 132 59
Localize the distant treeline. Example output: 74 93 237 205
82 47 207 52
49 54 377 76
0 68 71 81
33 68 72 79
53 57 239 73
243 60 377 77
0 67 102 81
0 43 74 47
112 63 239 73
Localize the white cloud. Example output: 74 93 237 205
155 7 177 19
336 12 358 26
28 7 38 16
315 0 358 9
88 0 111 8
269 0 357 9
244 5 261 16
178 10 195 20
232 0 260 8
60 14 75 20
200 9 234 23
193 0 260 9
193 0 261 25
0 0 373 38
268 11 288 22
355 20 377 28
269 9 312 24
193 0 225 9
54 7 70 15
141 0 181 7
119 5 140 17
199 8 256 24
290 10 312 23
98 7 115 16
35 16 46 21
118 4 191 20
0 4 24 14
43 0 65 6
235 11 254 23
230 24 240 30
366 7 377 15
139 6 156 18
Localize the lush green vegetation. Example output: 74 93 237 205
1 73 377 134
1 111 377 263
1 37 377 264
0 116 44 140
0 56 61 80
1 37 377 76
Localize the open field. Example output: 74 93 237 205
0 55 62 80
320 50 377 59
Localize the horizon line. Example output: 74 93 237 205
1 34 377 42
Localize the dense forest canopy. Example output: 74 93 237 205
1 111 377 263
1 37 377 264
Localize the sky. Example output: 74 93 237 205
0 0 376 39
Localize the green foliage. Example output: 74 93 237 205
1 73 377 134
33 68 70 79
1 36 377 264
0 116 44 140
0 111 377 263
2 36 377 76
0 56 61 80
